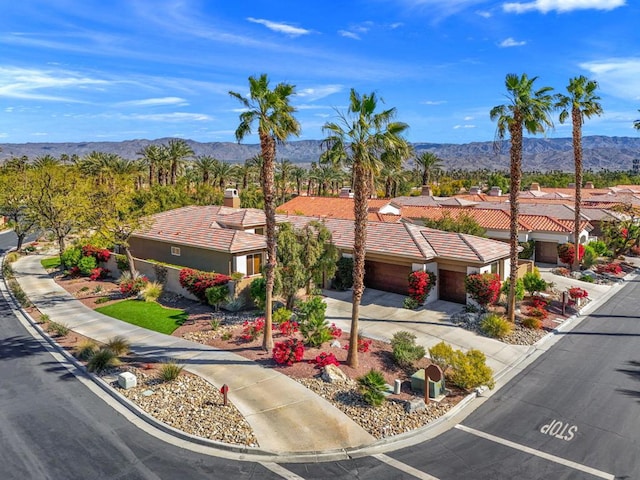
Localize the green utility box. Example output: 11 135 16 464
410 368 445 398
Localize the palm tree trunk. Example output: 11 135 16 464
507 116 523 322
348 161 369 368
572 107 583 272
260 133 276 351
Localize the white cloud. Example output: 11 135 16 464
499 37 527 47
246 17 311 37
464 115 474 120
116 97 188 107
476 10 493 17
580 57 640 99
123 112 212 122
339 30 361 40
296 85 343 101
421 100 447 105
453 124 476 129
503 0 625 14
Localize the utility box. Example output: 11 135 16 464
117 371 137 389
410 367 445 399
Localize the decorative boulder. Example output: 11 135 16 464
404 398 427 413
321 364 349 383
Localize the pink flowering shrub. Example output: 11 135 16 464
329 323 342 338
272 338 305 365
82 245 111 263
240 318 265 342
595 263 623 275
279 320 299 336
313 352 340 368
343 337 372 353
408 270 436 304
568 287 589 300
179 268 231 302
89 267 109 281
119 276 148 296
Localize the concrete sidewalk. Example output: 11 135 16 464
12 255 375 454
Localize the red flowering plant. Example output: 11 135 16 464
464 273 501 307
179 268 231 302
240 317 265 342
89 267 109 281
557 243 585 266
343 336 372 353
568 287 589 301
119 276 148 296
279 320 299 336
408 270 437 304
313 352 340 368
595 263 623 275
82 245 111 263
272 338 305 365
329 323 342 338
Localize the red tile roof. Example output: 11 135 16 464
277 196 390 221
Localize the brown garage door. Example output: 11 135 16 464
535 241 558 264
364 261 410 295
439 269 467 304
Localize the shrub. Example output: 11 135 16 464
60 247 82 269
2 261 13 278
272 338 305 365
95 296 110 304
179 268 231 303
522 271 547 297
518 240 535 259
105 335 130 356
582 244 597 269
314 352 340 368
89 267 109 281
521 316 542 329
403 296 420 310
526 306 548 320
76 340 98 361
142 281 163 302
205 285 230 311
553 267 571 277
39 314 50 324
115 254 129 272
224 296 246 312
357 369 387 407
82 245 111 263
240 318 265 342
329 323 342 338
407 270 436 304
580 274 595 283
588 240 609 256
87 348 119 373
480 314 513 339
344 336 372 353
47 321 70 337
221 331 233 341
500 278 524 301
568 287 589 300
595 263 623 275
429 341 495 390
465 273 501 307
279 320 299 336
119 273 149 297
391 331 426 368
333 256 354 290
9 279 31 307
5 251 20 263
210 318 221 330
272 307 293 324
249 277 267 310
558 243 584 266
297 296 332 347
159 362 184 382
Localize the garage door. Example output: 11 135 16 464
439 269 467 304
364 261 410 295
535 241 558 264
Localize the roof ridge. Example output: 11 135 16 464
459 231 484 262
404 223 436 260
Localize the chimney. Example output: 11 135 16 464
584 181 595 189
530 182 540 191
223 188 240 208
421 185 433 196
469 186 481 195
339 187 354 198
489 186 502 196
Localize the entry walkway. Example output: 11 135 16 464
12 255 375 453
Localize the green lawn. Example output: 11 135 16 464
41 256 61 269
95 300 188 335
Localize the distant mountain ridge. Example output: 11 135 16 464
1 136 639 172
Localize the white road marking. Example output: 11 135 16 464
371 453 441 480
259 462 306 479
455 424 614 480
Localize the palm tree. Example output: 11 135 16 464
213 160 234 190
192 155 219 185
166 139 194 186
414 151 443 186
322 89 410 368
276 158 294 204
634 110 640 130
229 74 301 351
556 76 603 272
138 144 164 187
490 73 554 322
291 166 307 195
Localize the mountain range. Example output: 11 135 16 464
1 136 639 172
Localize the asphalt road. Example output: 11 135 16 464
1 229 639 479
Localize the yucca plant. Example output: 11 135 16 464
105 335 130 356
159 362 184 382
87 348 119 373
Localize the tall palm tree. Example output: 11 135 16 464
322 89 410 368
490 73 554 322
166 139 194 186
290 165 307 195
138 144 164 187
192 155 219 185
276 158 294 204
229 74 301 351
414 151 444 186
213 160 234 190
556 76 603 272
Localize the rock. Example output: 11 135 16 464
330 340 341 348
404 398 427 413
321 364 349 383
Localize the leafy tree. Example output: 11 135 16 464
0 167 38 250
321 89 410 367
556 76 603 271
490 73 555 321
421 211 486 237
230 74 301 351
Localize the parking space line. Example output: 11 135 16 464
259 462 306 479
455 424 614 480
371 453 441 480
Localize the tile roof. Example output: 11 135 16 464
134 205 266 253
277 196 391 221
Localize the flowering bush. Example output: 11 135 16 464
344 337 372 353
557 243 585 266
526 306 549 319
568 287 589 300
465 273 500 307
408 270 436 304
119 276 149 296
313 352 340 368
595 263 623 275
272 338 305 365
279 320 299 336
179 268 231 302
89 267 109 281
82 245 111 263
240 318 265 342
553 267 570 277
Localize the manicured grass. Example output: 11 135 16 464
95 300 188 335
41 256 61 269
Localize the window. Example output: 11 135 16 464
246 253 262 276
255 227 264 235
171 246 181 256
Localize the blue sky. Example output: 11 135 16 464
0 0 638 145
